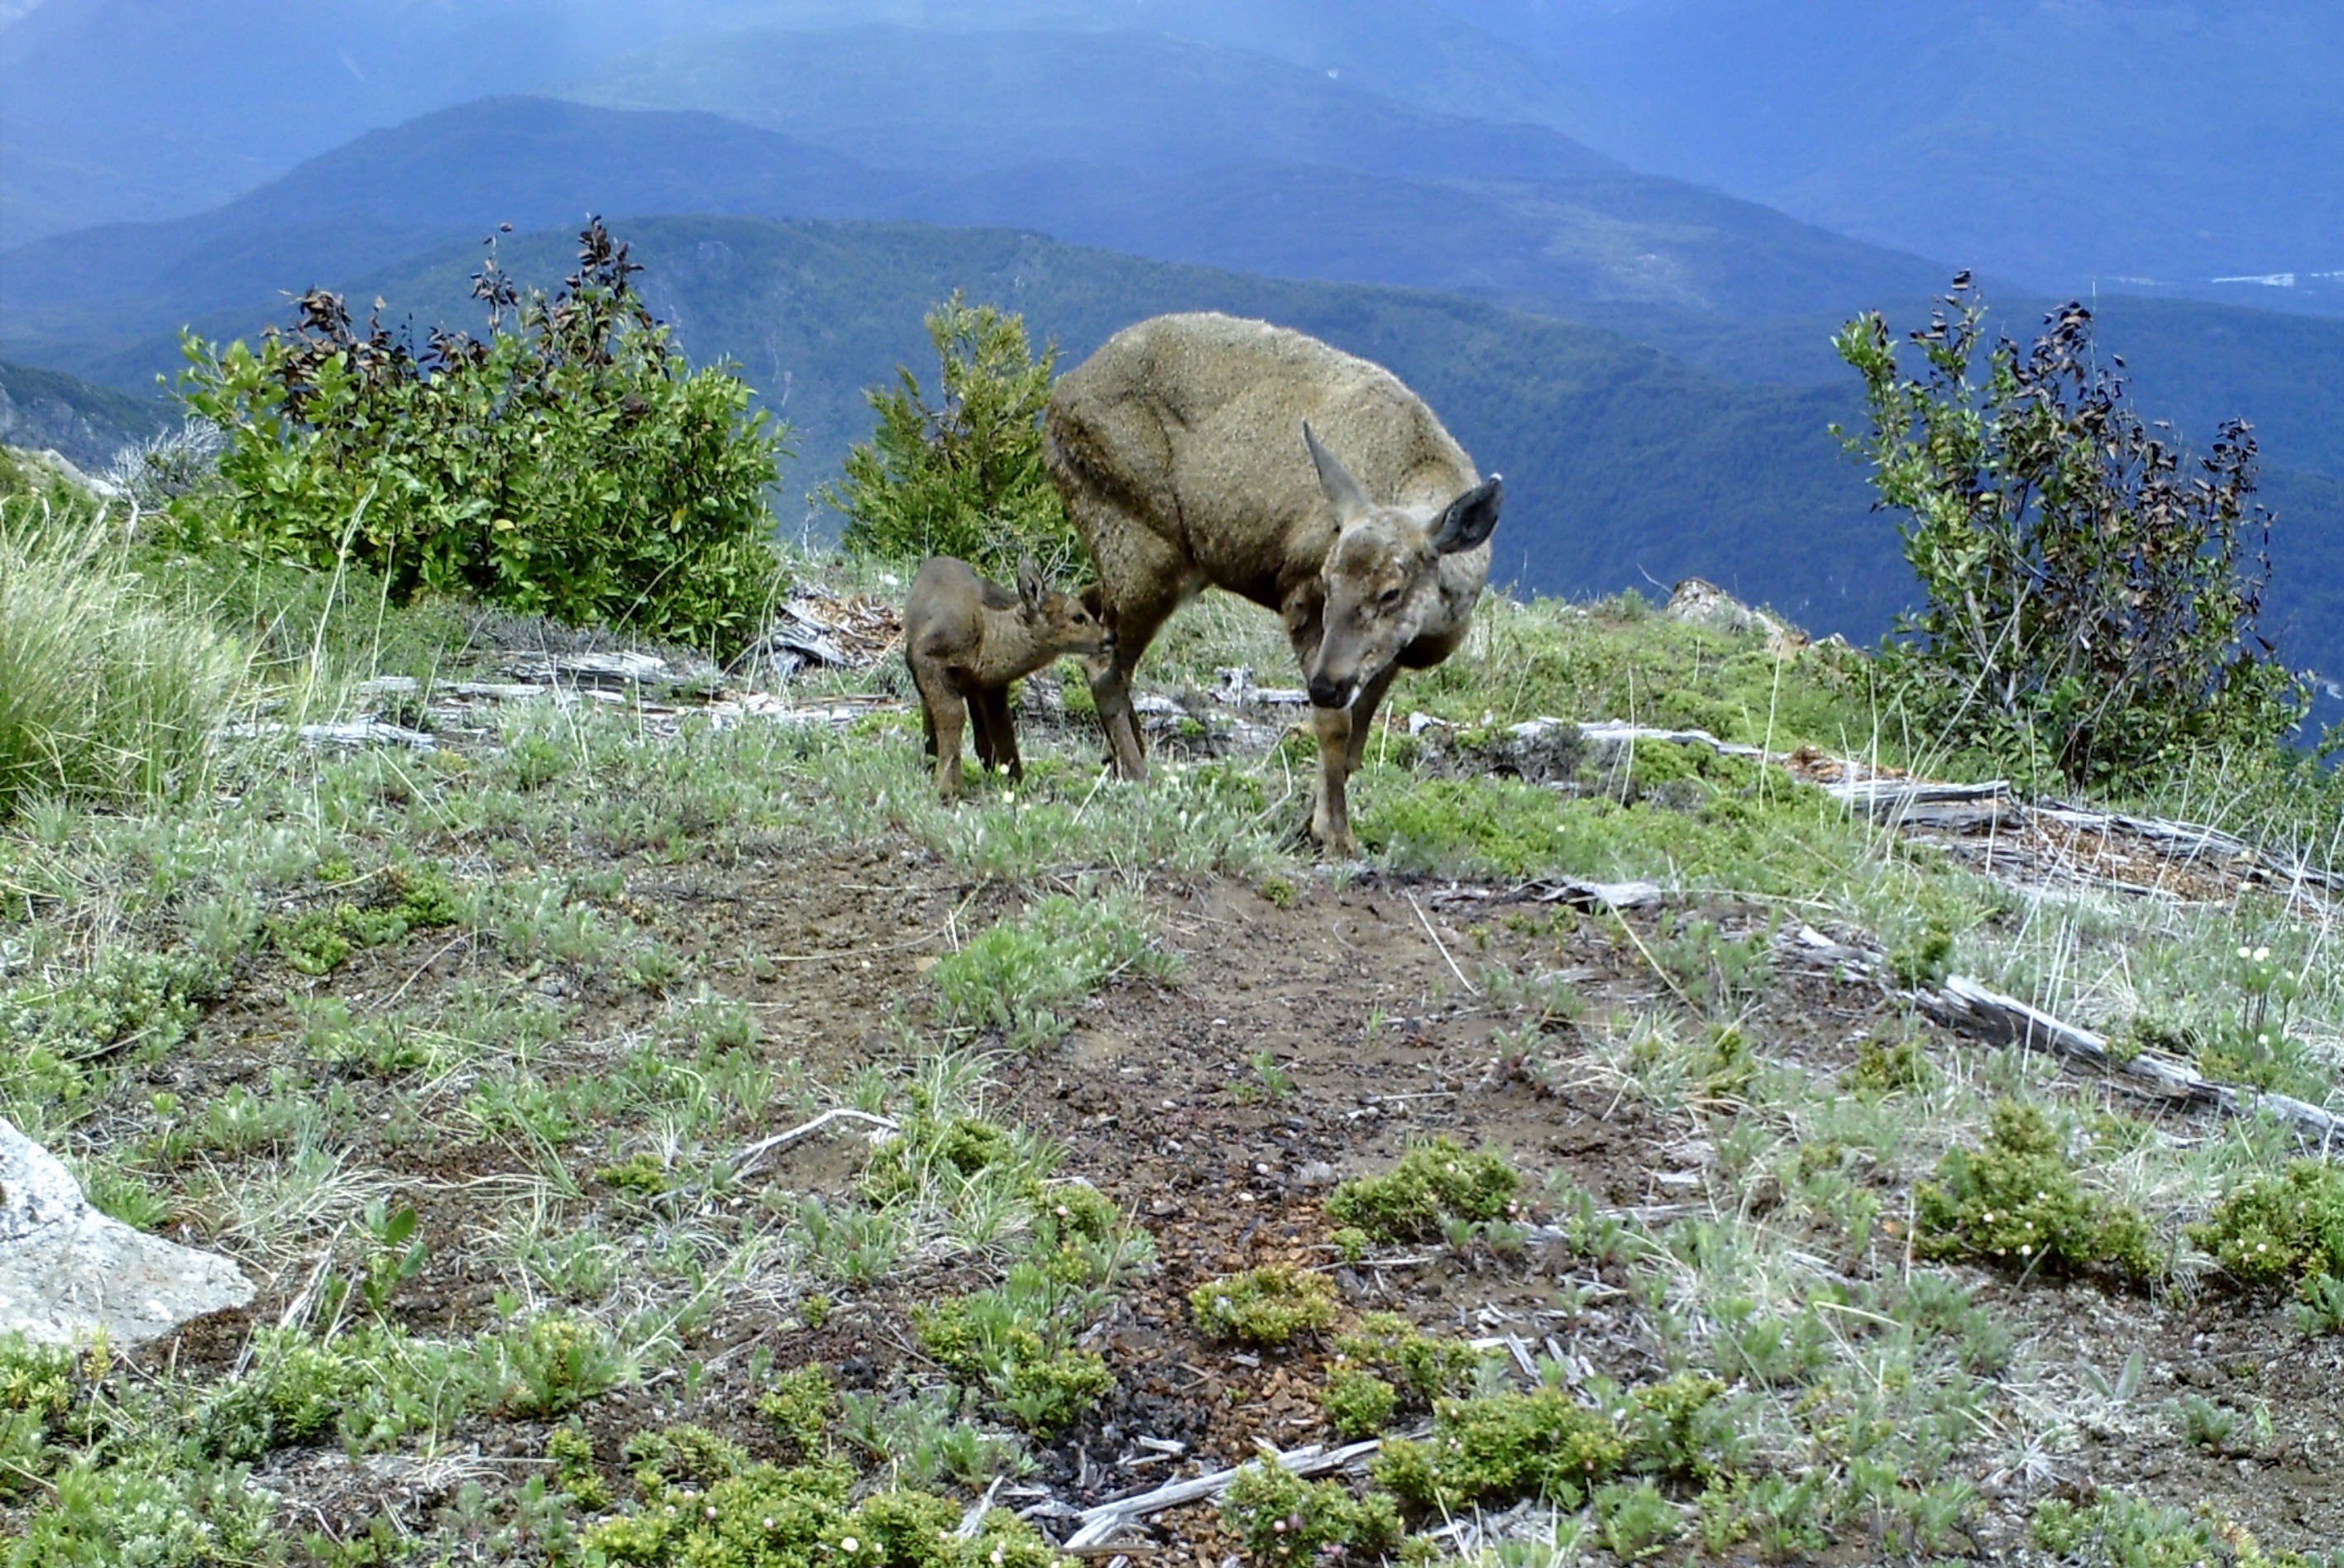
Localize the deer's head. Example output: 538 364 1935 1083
1301 422 1502 710
1017 557 1117 661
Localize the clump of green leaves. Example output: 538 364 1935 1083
1319 1370 1400 1439
929 892 1177 1051
1332 1314 1490 1403
2030 1492 2321 1568
548 1425 613 1511
1915 1102 2157 1283
1847 1032 1935 1095
2189 1160 2344 1309
759 1365 840 1461
1189 1264 1337 1346
173 220 789 657
1324 1138 1523 1243
1222 1460 1403 1568
267 866 460 975
584 1454 1066 1568
1373 1386 1627 1513
825 292 1081 581
1834 276 2308 788
916 1265 1116 1435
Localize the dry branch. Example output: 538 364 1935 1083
1062 1440 1383 1549
730 1109 901 1179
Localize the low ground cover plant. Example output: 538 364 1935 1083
2191 1160 2344 1332
1324 1137 1524 1243
1916 1100 2159 1283
1221 1459 1403 1568
1189 1264 1338 1346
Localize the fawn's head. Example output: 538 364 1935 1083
1016 557 1116 659
1301 422 1502 710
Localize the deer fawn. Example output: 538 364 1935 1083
903 556 1113 804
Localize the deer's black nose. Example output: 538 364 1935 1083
1307 676 1353 709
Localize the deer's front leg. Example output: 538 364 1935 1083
1309 699 1359 856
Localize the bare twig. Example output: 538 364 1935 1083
730 1109 901 1179
1407 892 1478 997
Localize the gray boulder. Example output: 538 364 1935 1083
1 1117 255 1346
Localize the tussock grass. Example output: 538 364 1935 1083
0 488 250 819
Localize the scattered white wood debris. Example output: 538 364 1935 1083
729 1108 902 1180
737 586 904 679
1061 1439 1384 1551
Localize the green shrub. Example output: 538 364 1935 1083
915 1267 1116 1435
1320 1370 1400 1439
1332 1314 1489 1403
2029 1493 2321 1568
929 892 1176 1050
1324 1138 1523 1243
759 1365 839 1461
2189 1161 2344 1295
8 1456 282 1568
1835 277 2308 787
1915 1102 2156 1283
172 220 789 657
1222 1460 1403 1568
0 487 248 820
825 292 1080 581
1372 1386 1627 1513
1189 1264 1338 1346
584 1457 1068 1568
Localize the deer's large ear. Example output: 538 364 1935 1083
1430 475 1503 555
1304 421 1371 525
1016 556 1045 615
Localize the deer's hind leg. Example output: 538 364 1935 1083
911 661 967 804
1067 496 1192 782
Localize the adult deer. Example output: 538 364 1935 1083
1044 313 1503 855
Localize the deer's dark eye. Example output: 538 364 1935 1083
1377 586 1404 608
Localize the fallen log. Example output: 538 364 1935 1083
1922 974 2344 1148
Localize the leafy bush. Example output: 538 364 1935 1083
2029 1493 2325 1568
1332 1314 1490 1403
1320 1370 1400 1439
2189 1160 2344 1297
825 292 1082 581
583 1455 1068 1568
1372 1386 1628 1513
1835 276 2309 786
0 464 248 820
915 1265 1117 1434
1915 1102 2157 1283
929 891 1176 1051
172 220 789 657
1324 1138 1524 1243
1222 1460 1402 1568
1189 1264 1338 1346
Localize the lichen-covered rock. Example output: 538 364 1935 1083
1664 576 1809 655
1 1116 254 1346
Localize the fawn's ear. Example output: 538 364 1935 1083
1016 556 1045 615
